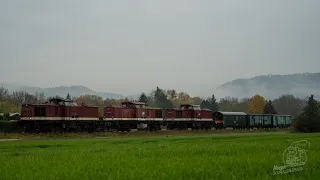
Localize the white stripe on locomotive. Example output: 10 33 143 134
21 117 213 121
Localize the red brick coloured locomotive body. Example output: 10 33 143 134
19 98 100 132
18 99 215 133
103 101 164 131
103 101 163 121
21 98 99 120
165 104 213 129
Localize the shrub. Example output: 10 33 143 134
293 94 320 132
293 115 320 132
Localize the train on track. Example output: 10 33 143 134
16 97 294 133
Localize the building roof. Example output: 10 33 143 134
247 114 293 116
215 111 247 116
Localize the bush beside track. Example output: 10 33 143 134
0 121 24 133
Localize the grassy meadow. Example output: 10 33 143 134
0 131 319 180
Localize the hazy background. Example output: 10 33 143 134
1 0 319 97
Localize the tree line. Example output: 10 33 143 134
0 86 307 117
1 86 319 132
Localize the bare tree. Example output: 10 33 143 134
0 87 9 100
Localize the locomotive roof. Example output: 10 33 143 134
22 97 98 107
121 101 146 105
49 97 73 103
180 104 200 107
145 106 163 109
21 103 97 107
215 111 247 116
248 114 292 116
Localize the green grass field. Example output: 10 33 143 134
0 132 319 180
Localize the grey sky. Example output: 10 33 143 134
1 0 319 96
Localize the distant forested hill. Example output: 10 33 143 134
216 73 320 100
1 72 320 101
0 84 125 99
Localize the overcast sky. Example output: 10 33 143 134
0 0 319 96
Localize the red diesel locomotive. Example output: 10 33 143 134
18 97 216 133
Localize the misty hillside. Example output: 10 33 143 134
1 72 320 100
0 83 125 99
216 73 320 100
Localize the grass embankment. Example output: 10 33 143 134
0 128 292 140
0 132 319 180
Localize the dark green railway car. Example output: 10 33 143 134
213 111 248 129
248 114 273 128
272 114 293 128
248 114 293 128
213 112 294 129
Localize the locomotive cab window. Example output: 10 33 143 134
34 106 46 117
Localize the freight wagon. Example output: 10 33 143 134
213 111 293 129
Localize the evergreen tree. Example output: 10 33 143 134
209 94 219 112
200 94 219 112
294 94 320 132
153 86 173 109
166 89 177 99
66 93 71 100
263 100 277 114
200 99 210 109
303 94 319 119
170 89 177 99
138 92 148 103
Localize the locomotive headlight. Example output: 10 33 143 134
29 118 32 120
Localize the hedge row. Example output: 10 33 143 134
0 121 24 133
